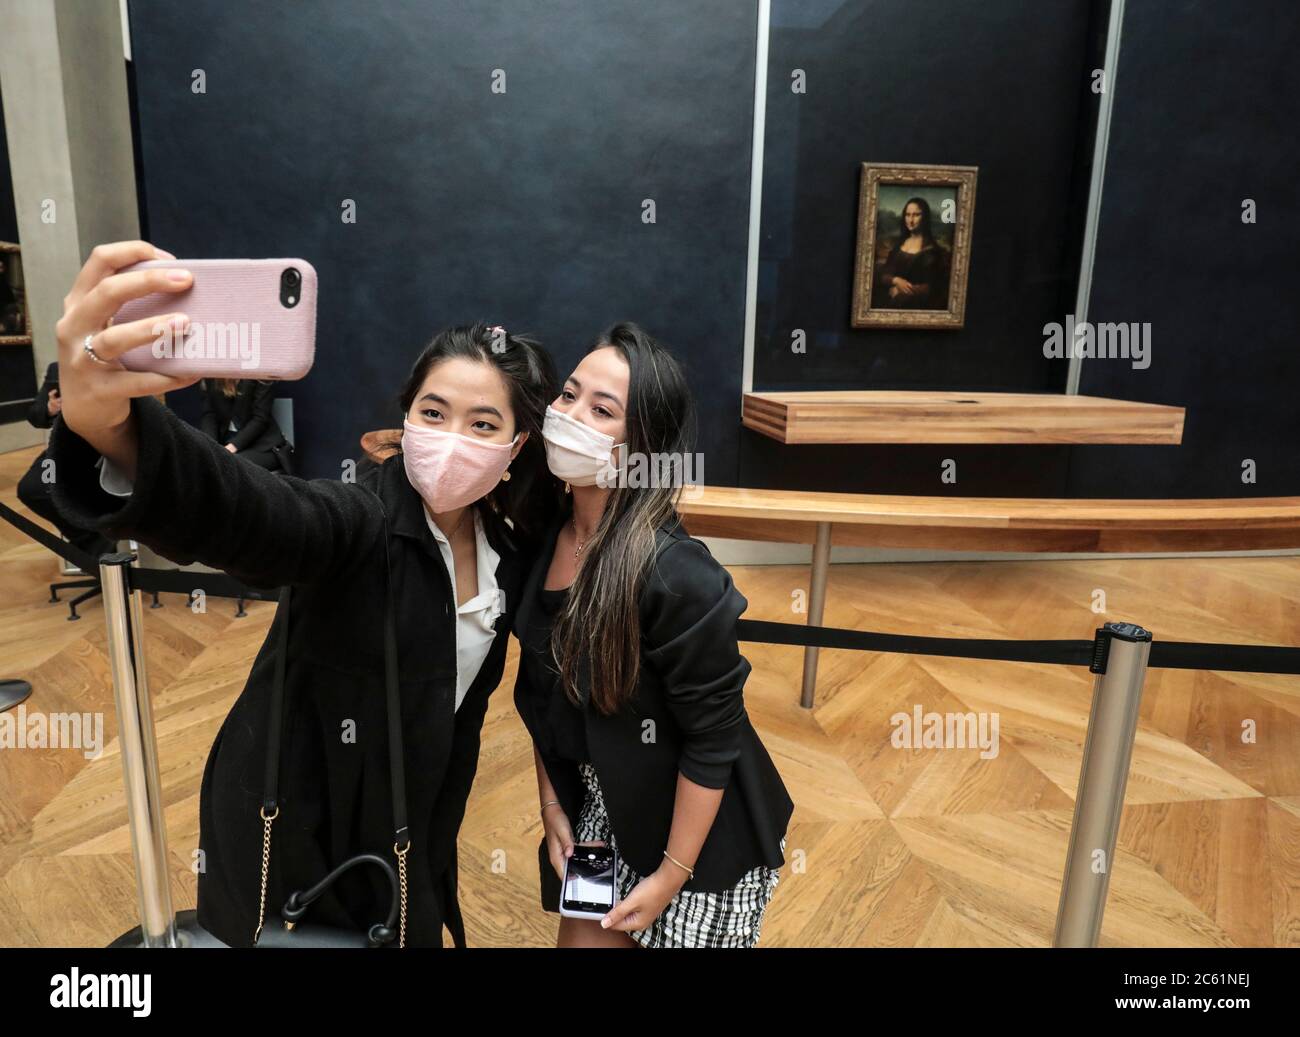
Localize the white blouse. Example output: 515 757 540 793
423 506 505 712
97 459 505 712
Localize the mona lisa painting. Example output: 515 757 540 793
851 163 977 329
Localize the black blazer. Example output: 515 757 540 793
47 394 527 948
199 379 285 453
513 506 793 897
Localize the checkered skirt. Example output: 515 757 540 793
572 762 783 948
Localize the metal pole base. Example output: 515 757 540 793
109 910 228 948
0 679 33 711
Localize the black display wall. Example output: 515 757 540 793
126 0 758 481
742 0 1107 495
123 0 1299 499
744 0 1300 500
1068 0 1300 498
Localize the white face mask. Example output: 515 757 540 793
542 404 624 487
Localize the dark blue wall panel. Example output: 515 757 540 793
1071 0 1300 497
127 0 758 482
743 0 1103 495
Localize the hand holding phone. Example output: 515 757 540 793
560 843 620 921
111 258 317 380
56 241 200 468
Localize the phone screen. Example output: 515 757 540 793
563 847 617 912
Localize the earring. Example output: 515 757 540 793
564 481 571 495
500 468 511 482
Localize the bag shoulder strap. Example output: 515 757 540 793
378 507 410 850
261 501 408 841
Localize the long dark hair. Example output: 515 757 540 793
898 196 936 248
395 322 561 546
551 322 697 714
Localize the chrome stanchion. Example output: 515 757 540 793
1054 621 1152 947
101 551 177 948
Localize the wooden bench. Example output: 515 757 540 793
678 487 1300 707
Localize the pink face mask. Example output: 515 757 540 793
401 418 519 513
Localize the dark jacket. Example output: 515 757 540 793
27 361 58 430
513 506 793 901
199 379 285 453
47 394 527 948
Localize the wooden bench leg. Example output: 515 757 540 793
800 521 832 708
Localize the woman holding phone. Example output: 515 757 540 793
48 240 560 948
514 322 794 947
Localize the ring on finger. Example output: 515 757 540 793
83 333 111 365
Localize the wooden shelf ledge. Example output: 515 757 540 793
679 486 1300 553
742 390 1185 445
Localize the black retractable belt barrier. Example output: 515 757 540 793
737 618 1300 676
738 619 1095 668
0 499 98 574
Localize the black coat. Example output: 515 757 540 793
513 506 793 904
199 379 285 453
47 395 527 947
27 361 58 430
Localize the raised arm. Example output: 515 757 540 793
48 395 380 588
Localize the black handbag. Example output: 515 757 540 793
252 502 411 947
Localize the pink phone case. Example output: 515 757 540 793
112 258 317 380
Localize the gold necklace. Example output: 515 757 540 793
430 506 471 542
571 517 590 559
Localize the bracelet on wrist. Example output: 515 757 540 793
662 850 694 879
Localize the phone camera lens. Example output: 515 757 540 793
283 268 300 287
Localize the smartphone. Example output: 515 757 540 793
559 844 620 920
111 258 317 380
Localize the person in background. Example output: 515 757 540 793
15 360 114 559
198 378 288 471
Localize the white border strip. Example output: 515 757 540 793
1067 0 1126 395
741 0 770 395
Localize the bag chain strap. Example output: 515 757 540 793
396 841 409 948
254 805 278 943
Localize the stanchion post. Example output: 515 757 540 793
101 551 178 948
1053 621 1152 947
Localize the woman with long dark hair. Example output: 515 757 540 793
514 322 793 947
874 195 951 309
48 239 560 947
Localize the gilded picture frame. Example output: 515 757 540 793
851 162 978 329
